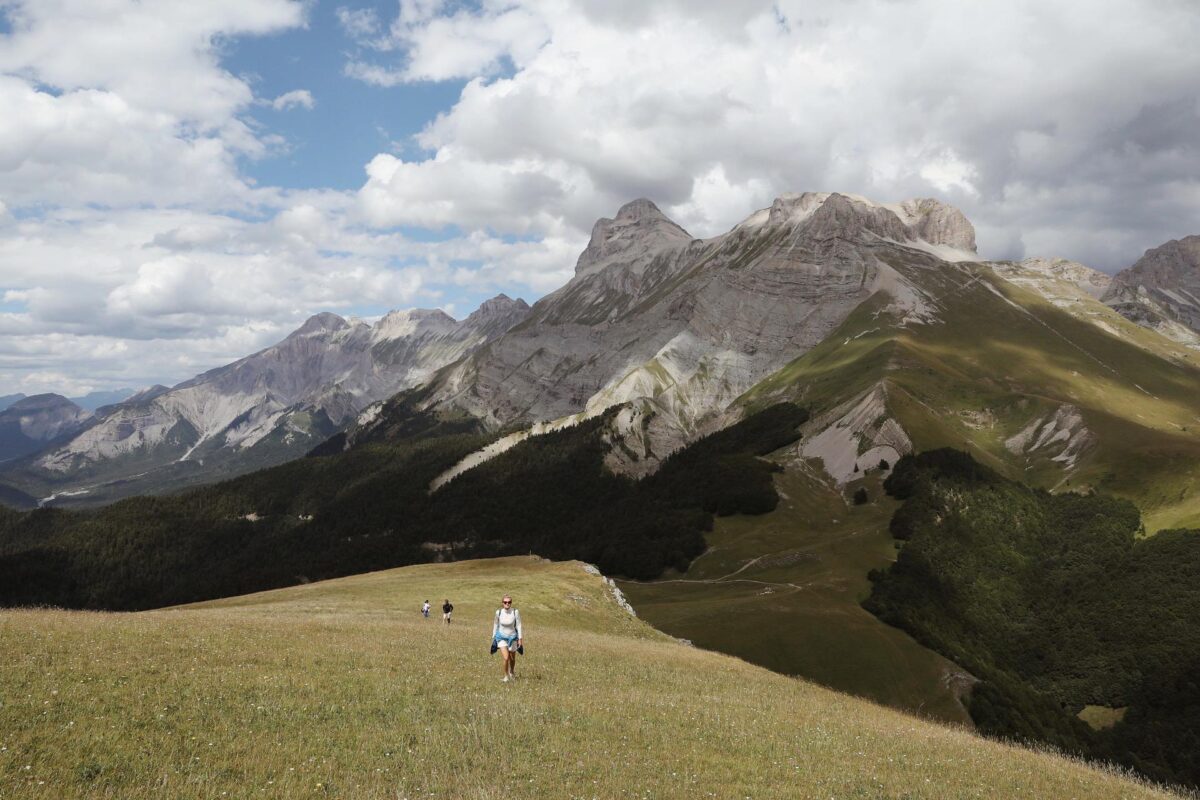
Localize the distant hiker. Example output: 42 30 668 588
422 600 431 618
491 595 523 682
442 599 454 625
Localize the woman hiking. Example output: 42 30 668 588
491 595 523 683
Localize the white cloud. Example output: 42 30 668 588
336 6 382 41
352 0 1200 270
0 0 306 210
0 200 570 392
6 0 1200 396
0 76 258 208
343 0 549 85
270 89 315 111
0 0 304 124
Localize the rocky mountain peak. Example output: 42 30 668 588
763 192 829 226
575 199 692 276
0 393 92 460
1103 234 1200 338
371 308 457 342
895 198 977 253
463 294 532 338
1018 257 1111 298
738 193 976 255
292 312 350 338
470 293 531 320
614 197 670 222
1111 235 1200 288
800 193 911 243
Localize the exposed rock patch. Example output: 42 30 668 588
796 384 912 484
1004 405 1094 469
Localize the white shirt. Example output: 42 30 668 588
493 608 522 638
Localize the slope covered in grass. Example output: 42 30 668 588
741 252 1200 532
621 467 975 727
0 557 1179 799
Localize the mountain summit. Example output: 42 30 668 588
575 198 693 276
0 394 91 463
1104 234 1200 344
387 192 981 473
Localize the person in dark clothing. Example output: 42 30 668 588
442 599 454 625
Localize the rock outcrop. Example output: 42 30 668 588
1104 235 1200 345
895 198 978 253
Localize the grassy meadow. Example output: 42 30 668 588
0 556 1182 799
619 468 973 726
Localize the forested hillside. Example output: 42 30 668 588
0 404 807 610
866 450 1200 788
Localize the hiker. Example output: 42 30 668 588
442 599 454 625
421 600 431 618
491 594 523 682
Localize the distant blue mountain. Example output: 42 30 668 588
69 389 137 412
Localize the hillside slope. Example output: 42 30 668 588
0 557 1177 800
620 466 976 727
741 248 1200 532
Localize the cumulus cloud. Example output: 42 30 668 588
346 1 550 85
336 6 383 41
7 0 1200 395
0 201 570 393
0 0 306 210
269 89 315 111
351 0 1200 270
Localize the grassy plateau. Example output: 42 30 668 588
0 556 1182 799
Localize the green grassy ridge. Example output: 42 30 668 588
866 449 1200 789
0 404 807 610
0 557 1180 800
737 257 1200 530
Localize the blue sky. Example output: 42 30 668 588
225 2 466 192
1 0 1199 395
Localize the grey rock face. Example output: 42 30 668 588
23 295 530 490
574 198 693 277
421 192 974 465
0 394 91 462
896 198 977 253
1012 257 1111 298
1104 236 1200 342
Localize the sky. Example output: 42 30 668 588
1 0 1199 396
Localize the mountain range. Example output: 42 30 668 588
0 296 529 504
3 189 1199 788
344 192 1200 531
5 193 1197 511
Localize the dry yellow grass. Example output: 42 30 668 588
0 557 1183 799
